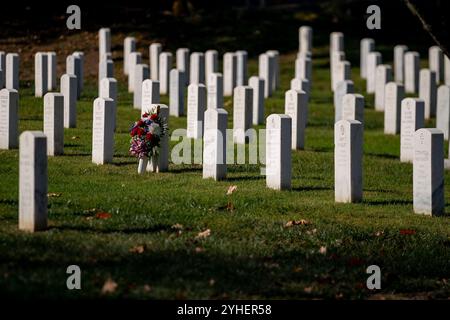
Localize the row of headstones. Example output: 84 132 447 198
329 32 446 216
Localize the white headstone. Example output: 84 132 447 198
92 97 114 164
235 50 248 86
413 128 444 216
203 108 227 180
34 52 48 97
159 52 172 95
207 72 223 109
43 93 64 156
249 76 265 125
429 46 444 84
0 51 5 87
6 53 19 90
374 64 393 111
19 131 47 232
285 89 307 150
342 93 364 123
99 28 111 56
259 53 274 98
60 74 77 128
150 43 162 81
123 37 136 75
330 51 345 92
99 78 118 131
419 69 437 119
291 78 310 97
128 52 142 92
233 86 253 144
169 69 185 117
133 64 150 109
146 104 169 172
446 55 450 86
267 50 280 90
436 85 450 140
295 55 312 82
334 80 354 122
266 114 292 190
400 98 425 162
98 58 114 91
330 32 344 56
66 54 82 99
0 88 18 149
360 38 375 79
384 82 405 135
334 119 363 203
299 26 313 53
404 51 420 93
190 52 205 85
205 50 218 86
187 83 206 139
141 79 160 115
176 48 190 84
73 51 84 93
333 60 351 92
47 52 57 91
223 52 237 96
366 52 382 94
394 45 408 83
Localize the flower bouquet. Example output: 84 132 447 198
129 105 168 174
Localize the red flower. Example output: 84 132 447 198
130 127 138 137
146 132 153 141
150 114 158 120
137 120 144 127
137 127 145 136
142 113 148 118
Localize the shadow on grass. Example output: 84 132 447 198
362 199 411 206
63 153 91 157
51 223 173 234
292 185 331 192
0 199 17 205
226 175 263 182
366 153 399 160
168 165 203 174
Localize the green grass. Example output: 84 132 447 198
0 46 449 300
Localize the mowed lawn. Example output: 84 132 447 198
0 44 449 300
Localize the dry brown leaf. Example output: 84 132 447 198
143 284 152 293
227 185 238 195
171 223 183 230
304 287 313 293
285 219 310 227
129 245 145 254
196 229 211 239
209 279 215 286
95 212 112 219
47 192 62 198
319 246 327 255
195 247 205 253
71 136 80 140
101 278 118 295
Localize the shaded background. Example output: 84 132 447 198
0 0 449 54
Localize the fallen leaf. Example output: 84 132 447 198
304 287 313 293
47 192 62 198
285 219 310 227
227 185 238 195
71 136 80 140
195 247 205 253
101 278 118 294
293 266 303 273
129 245 145 254
209 279 215 286
171 223 183 230
400 229 416 235
196 229 211 239
319 246 327 255
374 230 385 237
143 284 151 293
95 212 112 219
